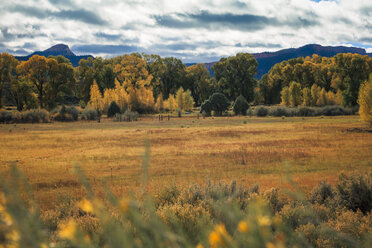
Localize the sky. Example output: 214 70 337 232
0 0 371 63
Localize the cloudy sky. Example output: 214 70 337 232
0 0 371 62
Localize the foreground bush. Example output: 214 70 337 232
0 163 371 247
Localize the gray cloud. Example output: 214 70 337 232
71 44 138 54
154 11 278 31
0 27 47 42
235 43 282 48
95 32 122 41
359 37 372 43
8 5 107 25
153 10 318 31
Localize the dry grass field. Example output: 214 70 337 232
0 115 371 209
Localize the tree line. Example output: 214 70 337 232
0 51 371 114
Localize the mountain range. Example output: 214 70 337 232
15 44 93 67
190 44 372 78
13 43 372 79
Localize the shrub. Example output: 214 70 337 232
280 204 319 230
107 101 121 118
233 95 250 115
200 100 212 116
118 110 139 122
254 106 269 117
209 93 230 116
310 181 334 205
81 108 100 121
52 105 79 122
263 188 285 214
298 107 315 117
21 109 50 123
315 105 353 116
0 111 16 123
0 110 50 123
269 106 297 117
336 173 372 213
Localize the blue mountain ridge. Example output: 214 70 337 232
13 43 372 78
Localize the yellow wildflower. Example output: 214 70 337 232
58 219 77 240
119 198 129 213
196 244 204 248
0 192 6 205
272 216 282 227
209 231 222 248
209 224 229 248
6 230 20 242
266 242 276 248
2 212 13 226
237 221 250 233
78 198 93 213
258 215 271 227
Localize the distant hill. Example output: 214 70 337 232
15 44 93 67
188 44 372 79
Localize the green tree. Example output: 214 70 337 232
0 53 19 107
77 57 95 103
10 78 38 110
185 64 213 105
16 55 50 108
161 57 186 99
233 95 249 115
107 101 121 117
209 92 230 116
331 53 372 106
200 100 212 116
213 53 257 102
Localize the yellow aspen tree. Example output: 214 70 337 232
302 87 312 106
289 81 302 107
335 89 343 105
165 94 176 112
103 88 116 112
358 75 372 125
280 86 290 106
89 80 103 111
114 79 128 110
175 87 185 111
317 88 327 106
311 84 321 106
155 93 164 112
183 89 195 111
326 91 336 105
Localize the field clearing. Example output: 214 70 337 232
0 115 371 209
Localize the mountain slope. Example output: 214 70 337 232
15 44 93 67
191 44 371 79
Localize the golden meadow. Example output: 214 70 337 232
0 114 371 247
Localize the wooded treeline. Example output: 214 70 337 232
0 51 371 113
